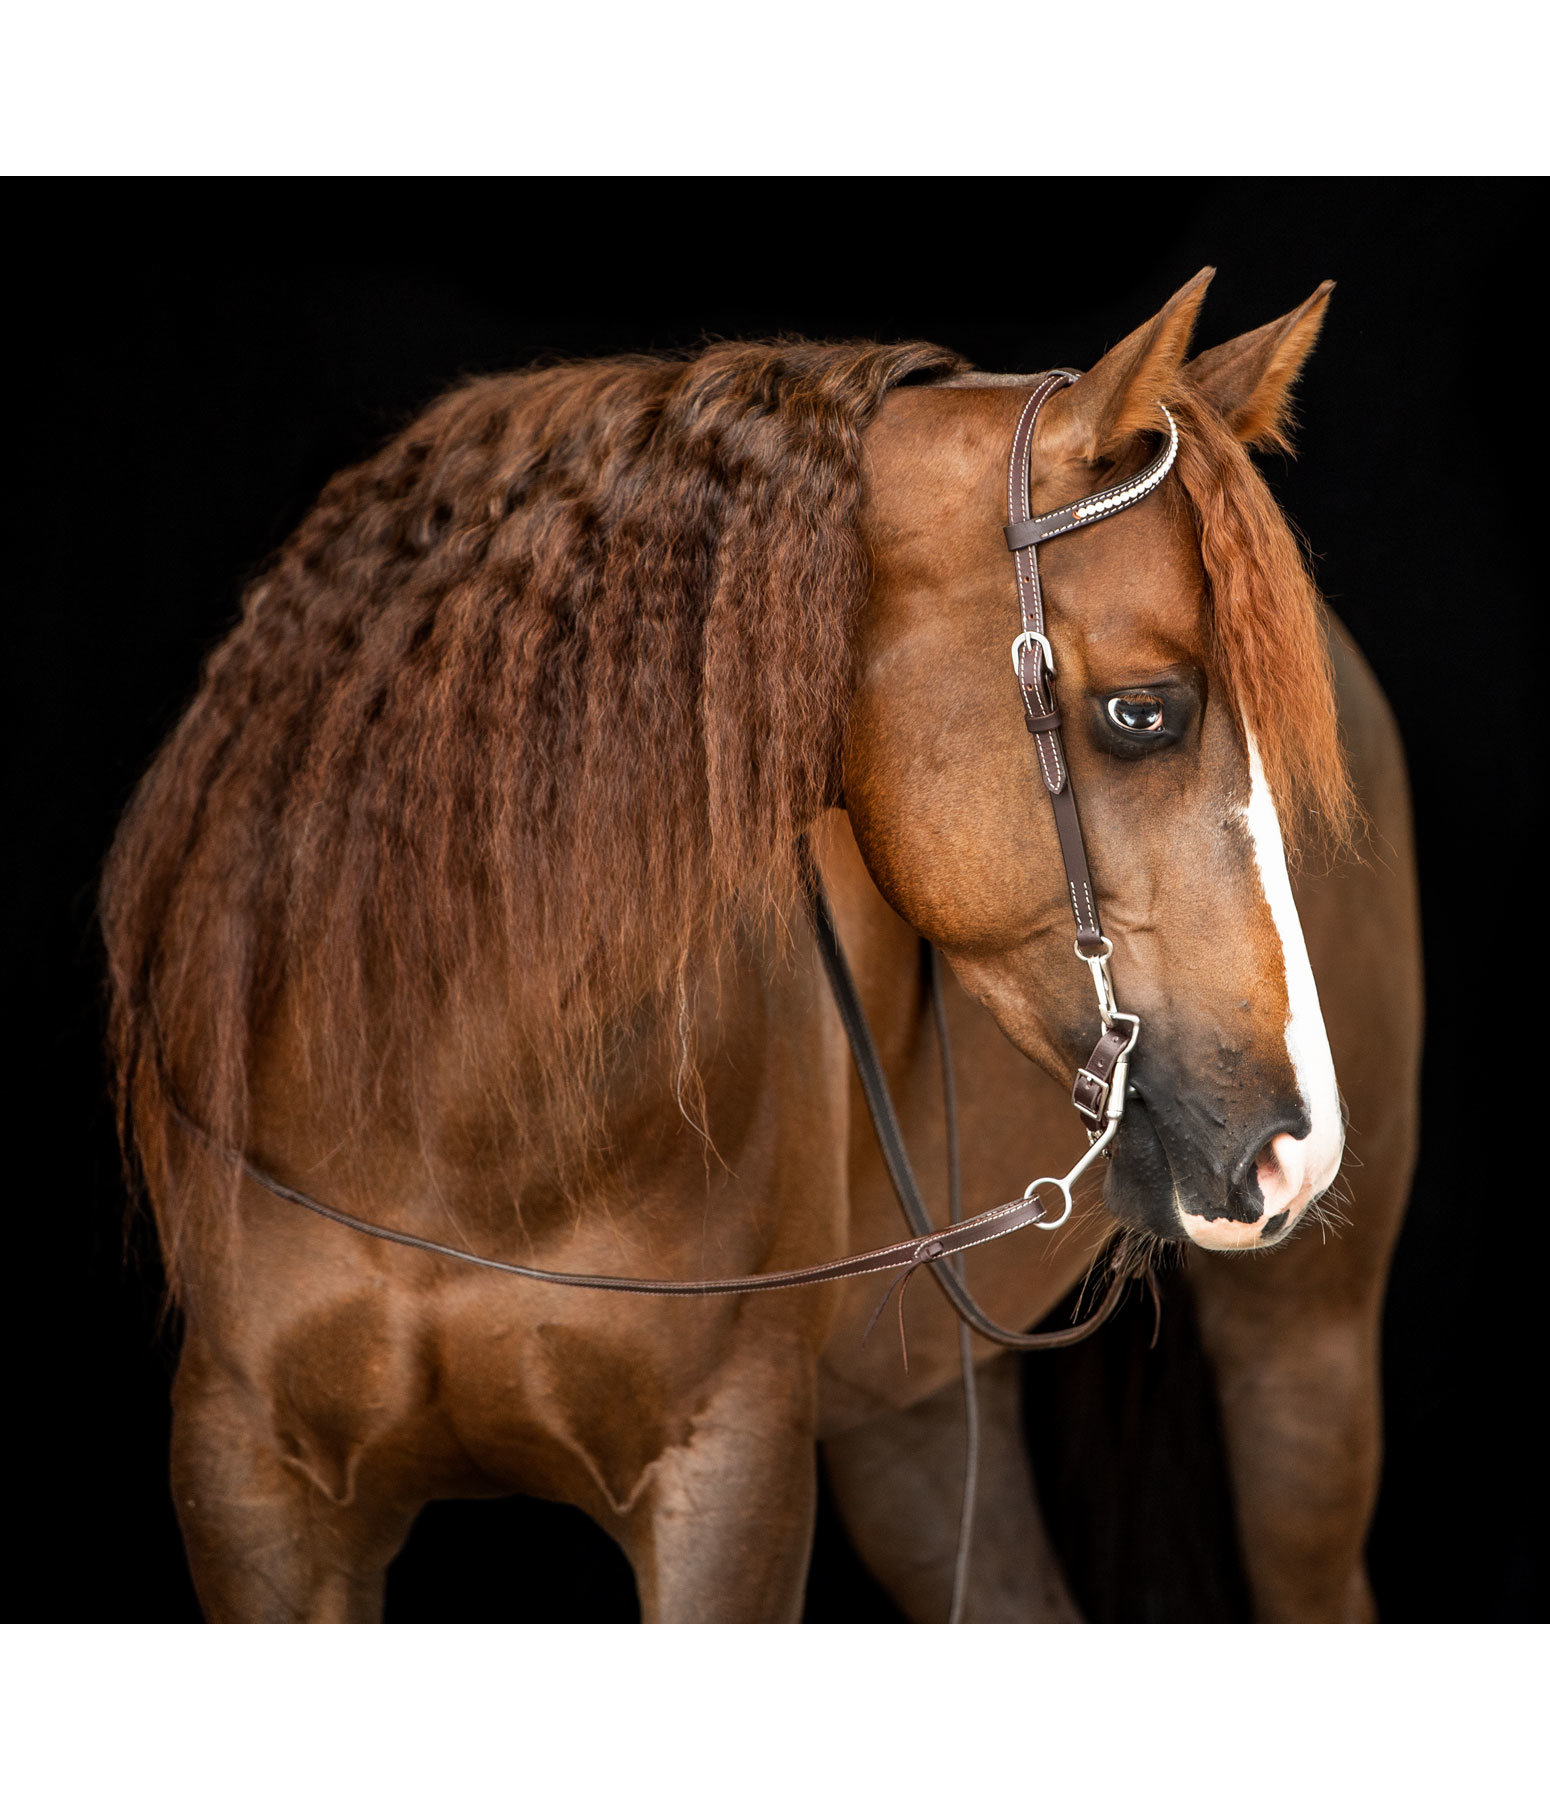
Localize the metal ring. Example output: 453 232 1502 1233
1024 1175 1074 1231
1010 629 1056 682
1073 935 1114 966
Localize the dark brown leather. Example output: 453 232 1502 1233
1004 511 1079 550
224 1138 1052 1297
1002 441 1175 550
1003 375 1182 1143
1005 376 1108 952
1022 703 1062 734
1071 1022 1135 1128
812 869 1132 1351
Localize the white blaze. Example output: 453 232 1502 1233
1242 733 1345 1207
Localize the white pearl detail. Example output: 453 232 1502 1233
1060 405 1177 533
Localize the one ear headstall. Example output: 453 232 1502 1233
1001 373 1178 1146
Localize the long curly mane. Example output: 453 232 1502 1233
102 338 965 1282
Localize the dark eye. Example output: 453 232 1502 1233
1106 692 1166 734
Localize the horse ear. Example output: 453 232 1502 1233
1185 280 1335 449
1037 267 1215 464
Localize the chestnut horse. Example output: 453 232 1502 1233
102 270 1421 1622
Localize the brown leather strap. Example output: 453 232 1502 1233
218 1126 1049 1298
1005 376 1107 953
1003 374 1179 1145
1071 1021 1136 1129
930 937 979 1624
1002 433 1178 551
812 867 1130 1350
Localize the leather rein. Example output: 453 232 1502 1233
191 371 1178 1615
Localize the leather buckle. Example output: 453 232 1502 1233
1071 1067 1109 1125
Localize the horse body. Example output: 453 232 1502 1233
108 277 1421 1622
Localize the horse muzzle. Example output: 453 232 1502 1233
1103 1074 1340 1251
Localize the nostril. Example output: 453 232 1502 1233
1255 1131 1309 1214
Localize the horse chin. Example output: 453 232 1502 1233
1175 1200 1309 1251
1101 1091 1192 1243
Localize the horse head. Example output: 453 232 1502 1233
847 271 1349 1249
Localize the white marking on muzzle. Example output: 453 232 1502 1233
1241 733 1344 1213
1178 737 1344 1250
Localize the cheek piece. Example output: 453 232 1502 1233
1000 371 1178 1211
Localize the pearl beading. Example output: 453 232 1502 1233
1071 404 1178 525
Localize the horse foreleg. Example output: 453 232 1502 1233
822 1352 1080 1622
606 1353 819 1624
1188 1250 1390 1623
170 1334 419 1623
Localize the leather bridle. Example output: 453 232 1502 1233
187 370 1181 1618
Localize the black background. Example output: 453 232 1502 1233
9 179 1539 1623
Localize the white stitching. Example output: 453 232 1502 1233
1036 403 1177 533
1005 373 1168 962
1068 879 1096 938
1007 388 1045 523
1011 379 1072 797
1044 732 1064 790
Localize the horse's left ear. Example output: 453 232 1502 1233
1185 280 1335 449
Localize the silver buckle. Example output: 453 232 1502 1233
1073 1068 1110 1120
1010 629 1056 683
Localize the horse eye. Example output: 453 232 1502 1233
1106 693 1166 734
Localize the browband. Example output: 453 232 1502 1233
1002 392 1178 550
